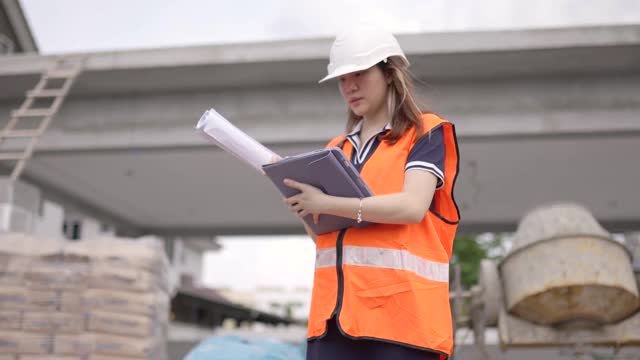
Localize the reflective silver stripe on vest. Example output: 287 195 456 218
315 246 449 283
315 248 337 269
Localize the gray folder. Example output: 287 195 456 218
262 147 374 234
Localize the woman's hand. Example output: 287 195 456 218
283 179 329 224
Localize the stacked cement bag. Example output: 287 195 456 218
0 233 173 360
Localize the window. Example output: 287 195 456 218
62 220 82 241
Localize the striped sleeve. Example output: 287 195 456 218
405 126 445 189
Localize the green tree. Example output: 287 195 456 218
450 234 487 289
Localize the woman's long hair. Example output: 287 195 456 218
345 56 429 144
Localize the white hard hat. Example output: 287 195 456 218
319 25 409 83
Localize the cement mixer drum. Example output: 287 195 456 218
500 203 639 327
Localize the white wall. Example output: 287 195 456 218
80 217 101 239
171 238 205 287
59 209 117 241
34 200 65 240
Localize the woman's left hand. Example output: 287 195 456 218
283 178 328 224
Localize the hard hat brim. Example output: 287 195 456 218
318 55 409 83
318 64 375 83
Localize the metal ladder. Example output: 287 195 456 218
0 56 85 182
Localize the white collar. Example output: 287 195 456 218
347 119 392 136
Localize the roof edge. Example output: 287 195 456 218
1 0 38 53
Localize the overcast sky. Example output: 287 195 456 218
17 1 640 291
20 0 640 54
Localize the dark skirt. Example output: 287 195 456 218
306 317 442 360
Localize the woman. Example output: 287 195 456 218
282 26 460 360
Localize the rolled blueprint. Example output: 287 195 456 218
196 108 280 172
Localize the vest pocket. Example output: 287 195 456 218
356 281 413 309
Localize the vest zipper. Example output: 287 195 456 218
331 228 347 317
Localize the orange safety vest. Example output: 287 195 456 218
307 113 460 359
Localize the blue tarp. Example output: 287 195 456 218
184 335 304 360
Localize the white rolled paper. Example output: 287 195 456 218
195 108 280 172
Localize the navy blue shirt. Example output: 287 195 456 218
307 316 441 360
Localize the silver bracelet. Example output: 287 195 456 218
357 198 363 223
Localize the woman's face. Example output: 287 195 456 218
338 65 389 118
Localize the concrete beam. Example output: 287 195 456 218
1 73 639 152
0 25 638 98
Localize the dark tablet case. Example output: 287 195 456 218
262 147 374 234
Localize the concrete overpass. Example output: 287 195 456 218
0 24 639 236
